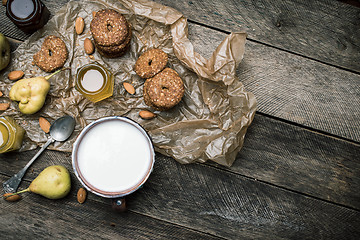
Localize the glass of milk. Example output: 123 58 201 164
72 117 155 200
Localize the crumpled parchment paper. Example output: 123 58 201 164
0 0 256 167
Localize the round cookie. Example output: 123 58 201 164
144 68 184 110
94 27 132 58
90 9 129 47
143 81 166 111
33 35 68 72
135 49 168 79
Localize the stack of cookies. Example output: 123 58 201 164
135 49 185 111
90 9 131 58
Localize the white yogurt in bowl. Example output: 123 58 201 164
72 117 155 198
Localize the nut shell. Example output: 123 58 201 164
0 103 10 111
8 70 24 81
75 17 85 35
139 110 156 120
3 193 22 202
39 117 51 133
123 82 135 94
77 188 87 204
84 38 94 55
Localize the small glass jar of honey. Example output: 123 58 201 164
0 116 25 154
75 62 114 103
6 0 50 33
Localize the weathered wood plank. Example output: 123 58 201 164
188 23 360 142
3 0 360 73
1 1 359 142
156 0 360 73
229 114 360 210
1 114 359 212
0 174 223 240
2 152 360 239
1 116 360 239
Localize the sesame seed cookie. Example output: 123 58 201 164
90 9 129 47
135 48 168 79
33 35 68 72
143 68 184 110
94 26 132 58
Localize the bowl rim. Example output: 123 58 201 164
72 116 155 198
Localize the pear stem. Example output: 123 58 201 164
44 67 70 81
3 188 31 199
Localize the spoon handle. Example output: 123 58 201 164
24 137 54 169
3 137 55 193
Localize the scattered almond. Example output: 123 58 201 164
89 55 94 60
0 103 10 111
139 110 156 120
84 38 94 55
77 188 87 204
0 91 3 97
123 82 135 95
8 70 24 81
92 11 96 18
3 193 22 202
75 17 85 35
39 117 51 133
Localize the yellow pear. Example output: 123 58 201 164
4 165 71 200
9 68 68 114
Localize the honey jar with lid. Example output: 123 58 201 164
0 116 25 154
75 62 114 103
6 0 50 34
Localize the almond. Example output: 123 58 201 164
139 110 156 120
8 70 24 81
77 188 87 204
39 117 51 133
75 17 85 35
92 11 97 18
123 82 135 95
84 38 94 55
3 193 22 202
0 91 3 97
0 103 10 111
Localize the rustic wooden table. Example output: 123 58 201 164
1 0 359 239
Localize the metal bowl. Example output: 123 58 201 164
72 116 155 198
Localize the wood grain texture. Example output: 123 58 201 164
156 0 360 73
1 115 359 212
0 174 223 240
1 1 359 142
188 23 360 142
228 114 360 210
3 0 360 72
1 118 360 239
0 1 359 238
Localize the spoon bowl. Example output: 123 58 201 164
3 115 76 193
50 115 76 141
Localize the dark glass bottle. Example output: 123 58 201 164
6 0 50 33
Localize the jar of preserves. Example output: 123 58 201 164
75 62 114 103
6 0 50 34
0 116 25 154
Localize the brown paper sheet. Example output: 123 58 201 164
0 0 256 167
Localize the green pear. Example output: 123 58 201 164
5 165 71 200
9 68 68 114
0 33 11 71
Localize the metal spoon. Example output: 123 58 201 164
3 115 76 193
